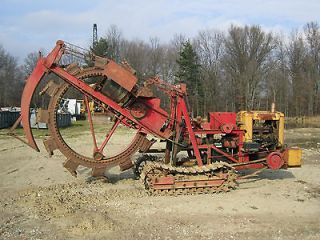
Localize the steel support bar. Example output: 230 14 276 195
84 95 98 150
210 145 238 163
196 144 238 163
152 178 225 190
98 117 122 152
178 97 203 166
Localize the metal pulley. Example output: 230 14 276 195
129 102 148 119
266 152 284 170
220 123 235 134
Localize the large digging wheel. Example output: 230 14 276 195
45 66 147 177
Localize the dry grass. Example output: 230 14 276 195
286 116 320 128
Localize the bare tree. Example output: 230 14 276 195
194 29 224 112
106 24 123 62
147 37 163 76
264 35 290 114
287 31 309 116
159 43 178 83
223 25 275 111
304 22 320 115
120 39 150 81
23 51 39 77
0 45 23 107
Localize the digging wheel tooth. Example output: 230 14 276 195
91 167 107 177
63 158 79 177
45 66 148 178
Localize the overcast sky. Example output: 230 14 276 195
1 0 319 62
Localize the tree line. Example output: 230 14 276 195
1 22 320 117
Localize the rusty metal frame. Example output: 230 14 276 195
14 39 284 177
12 41 65 151
15 40 172 154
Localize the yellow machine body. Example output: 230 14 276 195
237 111 285 147
284 147 302 167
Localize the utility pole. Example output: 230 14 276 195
93 23 98 48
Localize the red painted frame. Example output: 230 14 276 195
17 40 268 170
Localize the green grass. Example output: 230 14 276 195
0 127 48 139
0 120 132 140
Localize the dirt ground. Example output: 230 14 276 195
0 127 320 240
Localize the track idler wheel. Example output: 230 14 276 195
133 155 160 179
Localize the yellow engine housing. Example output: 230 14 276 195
237 111 285 147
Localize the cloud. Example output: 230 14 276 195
0 0 319 62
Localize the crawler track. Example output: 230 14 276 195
140 156 238 196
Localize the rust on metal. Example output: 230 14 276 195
152 178 225 190
257 113 276 120
12 39 297 196
43 137 58 157
63 158 79 177
129 102 148 120
136 86 154 98
139 138 157 153
103 60 138 92
39 80 62 97
153 176 175 185
36 109 49 124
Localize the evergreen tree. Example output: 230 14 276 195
91 37 110 58
175 40 202 116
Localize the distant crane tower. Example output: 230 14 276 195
93 23 98 48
